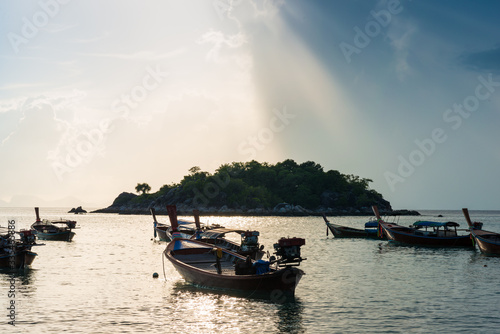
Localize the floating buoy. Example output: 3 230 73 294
152 272 159 278
484 264 487 267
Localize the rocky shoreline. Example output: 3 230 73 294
92 197 420 217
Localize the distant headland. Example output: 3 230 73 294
93 160 420 216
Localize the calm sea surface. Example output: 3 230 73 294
1 208 500 333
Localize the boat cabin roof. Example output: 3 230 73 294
177 220 197 226
413 221 459 228
365 221 379 228
172 239 213 251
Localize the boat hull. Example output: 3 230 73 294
155 226 171 242
381 223 473 247
33 230 75 241
165 240 304 299
471 230 500 255
172 260 303 298
326 222 379 239
0 251 37 269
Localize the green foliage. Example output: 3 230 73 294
122 160 388 211
135 183 151 195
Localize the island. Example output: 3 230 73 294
93 160 420 216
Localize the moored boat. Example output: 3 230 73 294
163 205 306 299
323 214 381 239
0 228 38 269
372 206 473 247
151 207 221 242
194 228 265 260
186 209 265 260
31 207 77 241
463 208 500 256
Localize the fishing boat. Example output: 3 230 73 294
31 207 77 241
188 227 266 260
151 208 221 242
372 206 473 247
0 228 38 269
188 209 265 260
463 208 500 256
152 207 172 241
157 206 265 259
323 214 381 238
163 206 306 299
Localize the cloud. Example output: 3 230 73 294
0 91 86 146
198 30 247 63
460 45 500 73
387 18 417 80
80 49 185 61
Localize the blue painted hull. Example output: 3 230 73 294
33 230 75 241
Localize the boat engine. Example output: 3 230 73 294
473 222 483 230
273 237 306 267
238 231 263 259
66 221 77 229
240 231 260 252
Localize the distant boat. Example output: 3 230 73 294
163 205 306 298
323 214 381 239
0 228 38 269
372 206 473 247
31 207 77 241
463 208 500 256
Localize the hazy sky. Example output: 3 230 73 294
1 0 499 210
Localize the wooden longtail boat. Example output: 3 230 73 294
463 208 500 256
372 206 473 247
0 229 38 269
151 208 222 242
153 207 265 259
31 207 76 241
323 214 381 239
194 228 265 260
163 205 306 299
187 210 265 260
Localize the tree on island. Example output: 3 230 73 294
135 183 151 195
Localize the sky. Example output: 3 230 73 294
1 0 500 210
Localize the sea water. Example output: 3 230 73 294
1 207 500 333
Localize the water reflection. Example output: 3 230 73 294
375 241 477 255
0 267 36 284
276 299 305 333
162 281 305 333
169 280 301 303
0 268 37 299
